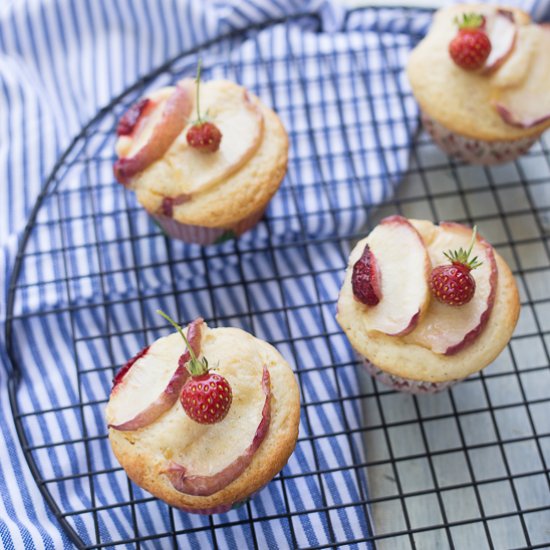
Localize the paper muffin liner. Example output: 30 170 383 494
421 111 539 165
152 206 267 245
363 359 462 394
177 490 259 515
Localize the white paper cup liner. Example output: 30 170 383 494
422 111 539 165
153 207 267 245
363 359 462 394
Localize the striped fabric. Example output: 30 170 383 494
1 1 548 548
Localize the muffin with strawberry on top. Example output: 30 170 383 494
106 311 300 513
114 62 288 244
407 4 550 164
336 216 520 393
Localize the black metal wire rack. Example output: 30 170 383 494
6 7 550 549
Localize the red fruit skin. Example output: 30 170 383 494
180 372 232 424
186 121 222 153
112 345 150 390
116 98 151 136
449 29 492 71
430 262 476 306
160 194 191 217
351 244 382 306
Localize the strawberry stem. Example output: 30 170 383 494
156 309 208 376
442 225 483 270
466 225 477 259
454 12 485 30
194 59 203 124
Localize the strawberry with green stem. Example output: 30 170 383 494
449 13 492 71
186 60 223 152
429 226 483 306
157 310 232 424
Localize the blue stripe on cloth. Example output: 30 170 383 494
0 346 71 549
1 0 548 547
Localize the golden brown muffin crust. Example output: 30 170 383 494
124 81 289 228
108 328 300 511
336 219 520 383
407 4 550 141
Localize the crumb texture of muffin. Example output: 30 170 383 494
337 218 520 384
107 324 300 512
407 4 550 142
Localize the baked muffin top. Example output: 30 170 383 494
337 218 520 383
107 323 300 511
115 80 288 228
407 4 550 141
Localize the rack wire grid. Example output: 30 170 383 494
5 7 550 550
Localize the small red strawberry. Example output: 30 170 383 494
186 122 222 153
157 310 232 424
430 226 483 306
180 371 232 424
449 13 491 71
186 60 222 153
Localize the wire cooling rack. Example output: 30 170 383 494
6 7 550 549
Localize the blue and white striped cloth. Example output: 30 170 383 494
1 1 549 548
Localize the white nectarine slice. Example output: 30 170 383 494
114 81 193 184
171 83 264 196
133 330 269 495
352 215 431 336
490 25 539 88
165 365 270 496
483 9 517 74
492 25 550 128
405 223 497 355
106 319 202 431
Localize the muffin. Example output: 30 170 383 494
407 4 550 164
113 74 288 244
106 315 300 513
336 216 520 393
